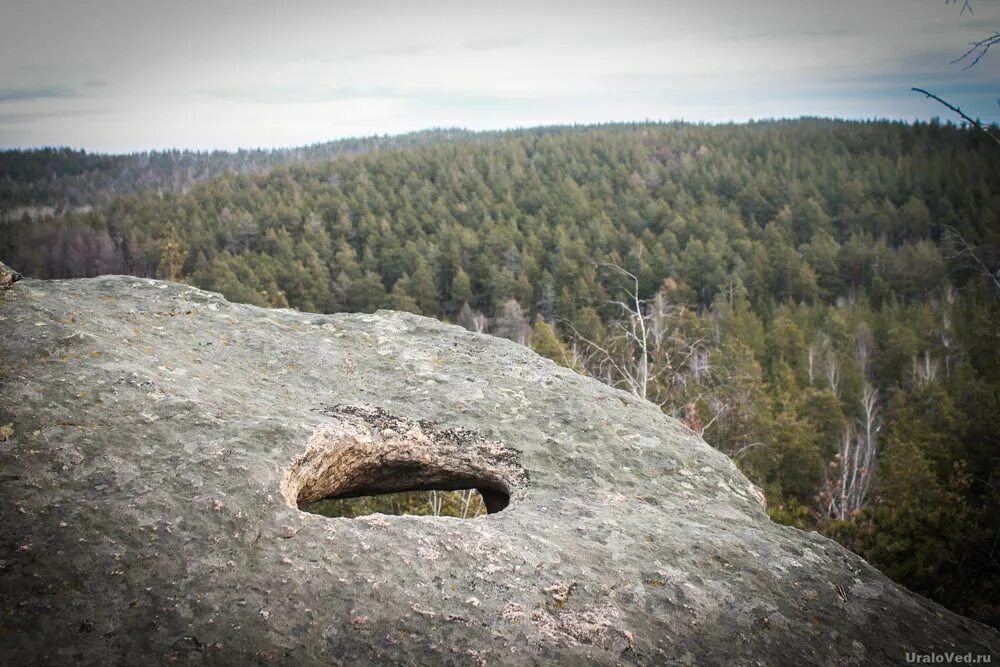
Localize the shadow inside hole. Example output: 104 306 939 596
284 406 525 519
301 488 501 519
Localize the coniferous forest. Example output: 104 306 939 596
2 119 999 627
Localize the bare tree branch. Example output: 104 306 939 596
944 225 1000 295
911 88 1000 146
946 0 974 16
920 1 1000 146
952 31 1000 70
731 442 769 460
698 402 727 436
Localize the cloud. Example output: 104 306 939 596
0 86 76 103
1 0 998 150
0 107 110 125
462 38 524 51
368 44 432 57
726 28 850 42
202 84 409 105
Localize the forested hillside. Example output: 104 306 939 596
3 119 998 626
0 127 472 216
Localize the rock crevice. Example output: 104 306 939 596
282 404 527 514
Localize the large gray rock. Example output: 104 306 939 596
0 275 996 666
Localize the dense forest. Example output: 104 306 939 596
0 127 472 215
2 119 999 627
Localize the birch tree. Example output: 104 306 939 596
823 328 881 520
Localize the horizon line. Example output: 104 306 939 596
1 114 993 157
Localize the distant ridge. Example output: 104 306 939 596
2 118 979 215
0 127 474 213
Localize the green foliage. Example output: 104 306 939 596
301 489 487 519
530 317 578 370
767 496 817 531
3 119 999 626
757 368 825 503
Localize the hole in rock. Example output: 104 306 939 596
301 489 492 519
282 405 526 519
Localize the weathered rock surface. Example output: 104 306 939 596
0 275 996 666
0 260 21 290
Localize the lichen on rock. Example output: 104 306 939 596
0 260 21 290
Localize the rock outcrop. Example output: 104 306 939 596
1 275 996 665
0 260 21 290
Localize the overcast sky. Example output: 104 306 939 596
1 0 998 153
